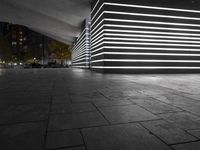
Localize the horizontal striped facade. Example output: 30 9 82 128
72 25 90 68
90 0 200 73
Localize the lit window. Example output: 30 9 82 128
12 42 17 45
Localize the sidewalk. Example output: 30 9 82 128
0 68 200 150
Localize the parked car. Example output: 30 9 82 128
31 63 43 68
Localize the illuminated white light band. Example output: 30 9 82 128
91 66 200 69
91 47 104 54
100 33 200 41
73 54 90 61
101 46 200 51
76 28 89 41
91 0 100 14
72 57 87 63
91 52 200 58
73 44 89 53
104 2 200 14
104 29 200 37
73 62 90 65
91 28 200 43
96 37 200 44
74 35 86 47
104 24 200 33
91 59 200 63
91 41 200 50
72 66 89 68
91 37 200 48
104 11 200 21
73 55 90 62
91 35 104 45
73 38 89 49
91 29 104 42
73 49 89 56
91 38 105 47
91 19 104 34
73 50 89 58
73 48 86 56
76 29 86 42
73 51 87 58
104 18 200 28
73 44 90 52
73 43 86 52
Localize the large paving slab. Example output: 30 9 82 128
45 130 83 149
141 120 197 144
99 105 159 124
82 123 172 150
0 104 49 124
187 129 200 139
158 112 200 130
48 111 108 131
172 141 200 150
51 103 97 114
0 122 46 150
131 98 182 114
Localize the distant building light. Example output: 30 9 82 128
19 38 23 41
12 42 17 45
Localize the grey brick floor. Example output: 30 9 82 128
0 68 200 150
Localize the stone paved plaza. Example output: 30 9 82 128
0 68 200 150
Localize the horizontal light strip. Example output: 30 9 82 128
91 47 104 54
73 42 86 52
91 36 200 48
73 54 90 61
101 33 200 40
91 66 200 69
104 41 200 47
91 52 200 58
104 18 200 28
91 46 200 55
104 24 200 33
105 3 200 15
73 62 89 65
91 19 104 34
72 57 87 63
104 29 200 37
72 66 89 68
91 0 100 14
98 37 200 44
91 29 104 42
73 44 89 53
91 41 200 50
104 46 200 52
104 11 200 21
73 51 88 59
91 59 200 63
76 28 89 41
76 36 85 44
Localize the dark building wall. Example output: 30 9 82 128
72 20 91 68
91 0 200 73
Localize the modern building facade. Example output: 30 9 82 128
72 0 200 73
72 20 91 68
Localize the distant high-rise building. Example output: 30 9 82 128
0 22 50 64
